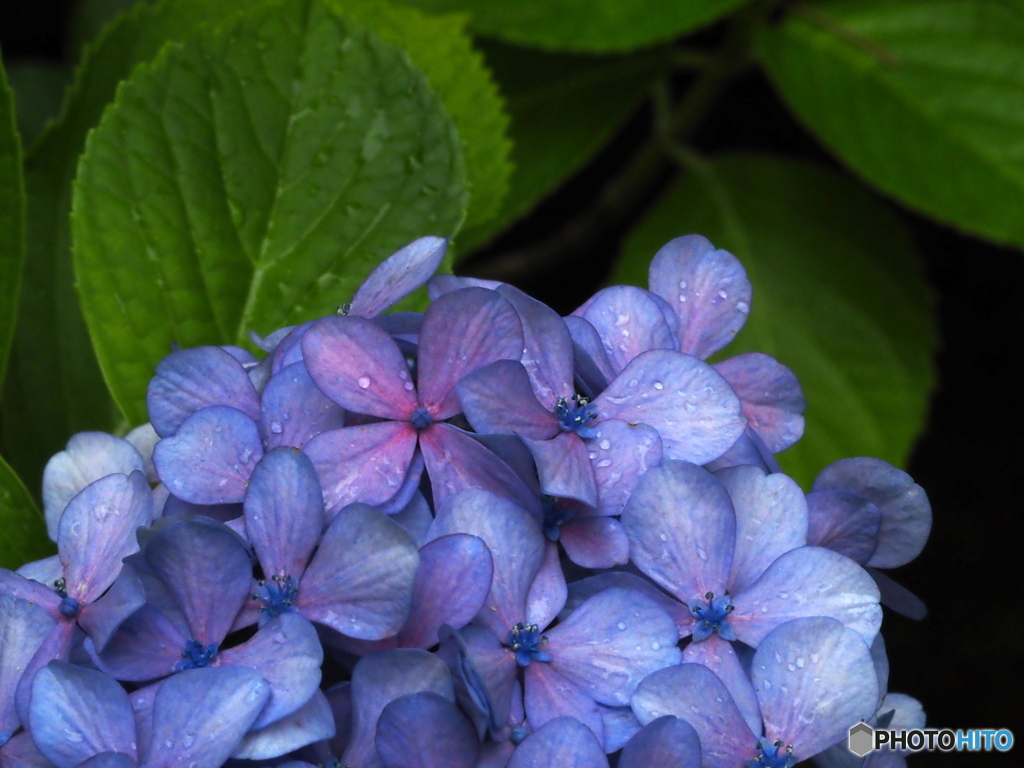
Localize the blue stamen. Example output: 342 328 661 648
177 639 218 670
689 591 736 642
554 394 598 438
510 727 529 745
747 738 797 768
409 407 433 430
507 623 552 667
541 497 576 542
253 574 299 619
58 596 80 619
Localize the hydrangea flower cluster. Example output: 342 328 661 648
0 235 932 768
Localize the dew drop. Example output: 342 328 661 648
599 439 611 450
718 290 728 299
679 280 687 290
653 381 664 390
684 402 696 413
617 621 626 630
736 301 750 314
659 533 668 542
357 376 371 389
403 381 414 391
270 421 283 434
678 295 687 303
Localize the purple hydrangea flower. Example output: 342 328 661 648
631 618 879 767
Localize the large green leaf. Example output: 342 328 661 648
0 453 53 568
3 0 253 496
388 0 749 52
72 0 467 426
0 55 24 393
458 41 668 254
614 153 936 487
759 0 1024 250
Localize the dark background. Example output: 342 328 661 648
3 2 1022 764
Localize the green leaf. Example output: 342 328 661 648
330 0 511 230
5 62 70 148
3 0 254 496
72 0 467 426
614 153 936 487
387 0 749 52
0 55 25 396
0 453 53 568
68 0 152 57
759 0 1024 250
458 41 668 254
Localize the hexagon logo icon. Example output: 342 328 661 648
849 722 875 757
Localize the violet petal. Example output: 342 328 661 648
522 670 605 754
559 518 630 570
682 633 761 736
232 689 336 760
525 542 567 631
457 361 560 441
349 236 448 318
0 596 57 743
589 419 662 516
806 490 882 565
524 432 597 508
617 716 701 768
713 352 806 453
582 286 678 375
261 363 345 450
375 691 479 768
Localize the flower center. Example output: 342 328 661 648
554 394 598 437
507 623 552 667
748 738 797 768
177 639 218 671
52 578 80 619
541 497 576 542
254 574 299 618
689 591 736 642
409 407 433 430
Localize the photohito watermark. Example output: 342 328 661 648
848 722 1014 756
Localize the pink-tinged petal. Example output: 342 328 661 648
217 613 322 729
546 588 680 707
343 650 454 768
14 622 76 728
90 604 187 682
261 363 345 450
595 351 744 464
753 618 878 757
812 459 931 570
525 542 567 631
564 316 615 396
715 465 808 594
376 692 479 768
299 504 419 640
620 461 734 605
302 316 418 419
420 424 541 515
418 288 524 420
244 448 323 579
495 285 574 408
233 689 335 760
524 433 597 508
630 664 757 765
427 489 545 637
682 634 761 736
523 668 604 749
560 518 630 570
144 666 270 768
713 353 805 453
304 423 418 518
349 237 448 318
509 717 608 768
564 573 691 634
867 568 927 621
457 361 559 441
153 406 262 505
390 491 433 547
0 597 57 741
427 275 503 300
618 716 701 768
59 472 152 604
43 433 145 541
144 519 252 644
29 663 136 768
731 547 882 647
647 235 751 360
806 490 881 565
582 286 678 375
399 534 493 649
589 420 662 516
0 570 61 615
76 567 147 652
438 624 518 739
147 347 260 438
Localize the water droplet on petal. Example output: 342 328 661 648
270 421 283 434
357 376 371 389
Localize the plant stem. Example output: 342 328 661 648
463 1 772 284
